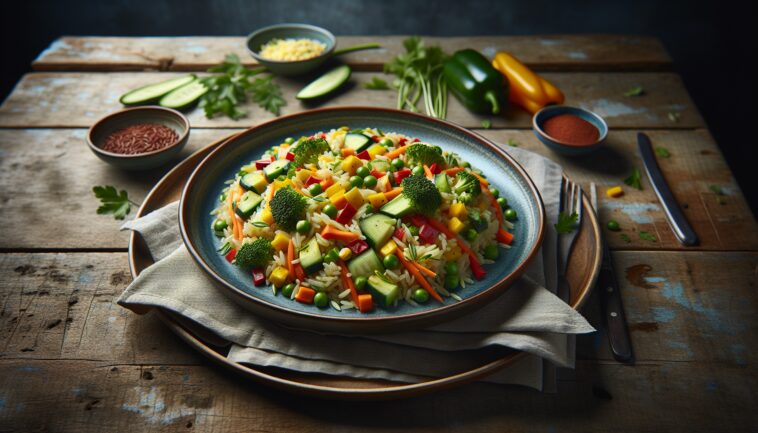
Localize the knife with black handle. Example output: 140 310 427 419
637 133 699 246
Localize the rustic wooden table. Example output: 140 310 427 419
0 35 756 432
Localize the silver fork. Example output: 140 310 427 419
558 179 583 301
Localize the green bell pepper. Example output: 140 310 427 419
443 49 509 114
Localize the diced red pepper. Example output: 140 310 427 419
346 239 370 256
335 203 357 224
469 255 487 280
252 268 266 286
255 160 271 170
285 152 295 161
393 227 406 242
393 168 412 185
371 169 385 178
418 224 440 244
357 150 371 160
294 263 306 281
225 249 237 263
429 163 441 174
371 135 381 143
304 175 321 186
397 138 408 147
404 214 427 228
321 134 327 139
412 138 420 143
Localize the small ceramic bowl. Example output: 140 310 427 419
87 106 190 170
532 105 608 156
246 23 336 76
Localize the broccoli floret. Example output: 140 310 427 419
270 186 307 230
234 238 273 269
405 143 446 167
401 175 442 214
454 171 482 205
292 138 329 167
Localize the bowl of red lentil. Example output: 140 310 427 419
532 105 608 156
87 106 190 170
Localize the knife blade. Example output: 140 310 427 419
637 133 699 246
591 183 634 364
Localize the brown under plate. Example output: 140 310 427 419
128 133 602 400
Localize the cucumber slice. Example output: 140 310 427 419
347 249 384 279
344 133 372 153
235 191 263 219
380 194 415 218
367 275 400 308
119 75 196 106
264 160 290 181
359 213 396 249
159 80 208 110
296 65 351 100
299 237 323 274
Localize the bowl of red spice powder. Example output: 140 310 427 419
87 106 190 170
532 105 608 156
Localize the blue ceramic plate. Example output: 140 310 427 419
180 107 545 333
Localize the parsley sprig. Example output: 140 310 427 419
364 77 390 90
384 37 448 119
624 168 643 190
93 186 139 220
555 211 579 234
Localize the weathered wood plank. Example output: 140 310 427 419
32 35 672 72
0 72 704 129
2 128 753 251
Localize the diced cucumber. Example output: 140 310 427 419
299 237 323 274
264 160 290 182
235 191 262 219
343 133 372 153
359 213 396 249
367 275 400 308
347 249 384 279
240 171 268 193
380 194 415 218
369 159 391 173
119 74 196 106
159 79 208 110
296 65 351 100
435 173 451 193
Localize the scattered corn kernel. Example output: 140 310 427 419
338 248 352 261
271 232 290 251
325 183 344 197
341 155 362 175
269 267 289 288
449 202 468 219
447 217 465 234
380 240 398 257
607 186 624 198
367 192 388 208
344 187 365 209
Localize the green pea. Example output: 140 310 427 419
296 220 311 234
314 292 329 308
356 166 370 178
354 276 368 291
497 197 508 209
308 183 323 196
484 244 499 260
413 288 430 303
504 208 517 221
444 262 458 275
212 219 228 232
379 138 394 147
282 283 296 298
284 137 295 144
489 187 500 198
409 225 420 236
391 159 405 171
363 175 378 188
322 204 338 218
349 175 363 188
383 254 399 269
411 165 425 177
463 228 478 242
607 220 621 231
444 274 459 290
324 248 340 263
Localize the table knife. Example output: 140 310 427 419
637 133 699 246
591 184 634 364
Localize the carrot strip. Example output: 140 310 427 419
484 189 504 226
384 145 408 159
337 260 359 305
497 228 514 245
356 294 374 313
383 187 404 201
227 186 242 241
471 171 490 186
423 165 434 180
445 167 465 176
321 225 360 243
413 261 437 278
396 250 443 303
286 239 295 282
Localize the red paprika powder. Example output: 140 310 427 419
542 114 599 145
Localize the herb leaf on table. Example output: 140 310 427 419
639 231 657 242
364 77 390 90
624 168 643 190
624 86 645 97
93 185 137 220
554 211 578 234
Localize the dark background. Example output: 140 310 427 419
2 0 755 214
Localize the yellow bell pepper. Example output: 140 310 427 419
271 232 291 251
491 51 564 114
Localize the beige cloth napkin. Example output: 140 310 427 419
118 147 593 390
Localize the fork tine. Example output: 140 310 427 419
575 184 583 221
561 179 569 213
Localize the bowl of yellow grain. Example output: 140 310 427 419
246 23 336 76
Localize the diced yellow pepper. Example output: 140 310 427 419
269 267 289 288
325 183 344 197
341 155 362 175
449 202 467 219
259 207 273 225
367 192 388 208
296 169 313 184
607 186 624 198
367 144 386 158
380 240 398 257
329 191 347 208
344 187 365 209
443 245 463 261
271 232 290 251
338 247 352 261
447 217 465 234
